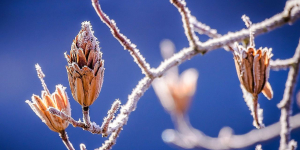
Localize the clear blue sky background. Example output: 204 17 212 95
0 0 299 150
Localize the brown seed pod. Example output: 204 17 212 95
65 21 104 107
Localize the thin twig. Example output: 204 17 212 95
277 39 300 150
191 16 234 52
105 77 153 135
270 58 297 70
49 101 121 136
48 107 102 134
80 144 87 150
170 0 201 50
101 100 121 137
91 0 153 78
59 130 75 150
96 128 122 150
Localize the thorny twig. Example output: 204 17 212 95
48 0 300 149
277 40 300 150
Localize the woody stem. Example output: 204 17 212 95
59 130 75 150
83 106 91 128
252 94 262 129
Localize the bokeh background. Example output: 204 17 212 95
1 0 300 149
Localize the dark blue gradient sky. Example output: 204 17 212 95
0 0 300 150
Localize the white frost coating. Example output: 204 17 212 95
241 85 265 129
77 21 100 52
170 0 200 49
255 144 263 150
80 144 87 150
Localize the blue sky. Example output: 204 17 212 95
0 0 299 150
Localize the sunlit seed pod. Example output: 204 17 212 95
65 21 105 107
26 84 71 133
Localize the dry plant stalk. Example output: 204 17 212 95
25 0 300 150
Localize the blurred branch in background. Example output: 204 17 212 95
162 113 300 149
154 39 300 150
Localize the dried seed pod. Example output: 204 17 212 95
65 21 104 107
233 15 274 128
26 85 71 133
233 44 273 99
26 65 71 133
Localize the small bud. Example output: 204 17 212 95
65 21 104 107
26 65 71 133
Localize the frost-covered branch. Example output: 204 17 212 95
59 130 75 150
80 144 87 150
191 17 234 52
170 0 201 49
277 39 300 150
162 113 300 149
96 128 122 150
105 77 153 135
49 100 121 135
101 100 121 137
91 0 153 78
154 0 300 77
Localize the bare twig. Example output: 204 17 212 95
255 144 263 150
163 113 300 149
96 128 122 150
270 58 297 70
277 40 300 150
35 64 50 95
49 100 121 136
105 77 153 135
59 130 75 150
170 0 201 50
80 144 87 150
191 17 234 52
82 107 91 128
91 0 153 78
101 100 121 137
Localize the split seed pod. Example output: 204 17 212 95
233 44 273 99
65 21 104 107
26 84 71 133
233 15 274 128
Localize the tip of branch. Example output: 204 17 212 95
80 143 87 150
242 15 252 28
